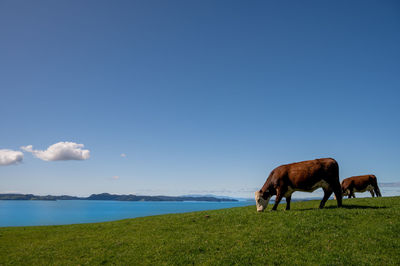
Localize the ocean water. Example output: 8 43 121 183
0 200 253 227
2 185 399 227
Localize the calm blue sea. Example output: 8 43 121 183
2 186 399 227
0 200 253 227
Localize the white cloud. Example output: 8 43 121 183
21 142 90 161
120 153 126 157
0 149 24 166
112 175 119 180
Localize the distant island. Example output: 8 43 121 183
0 193 238 202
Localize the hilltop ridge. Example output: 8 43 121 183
0 193 237 202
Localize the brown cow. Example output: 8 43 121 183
341 175 382 198
255 158 342 211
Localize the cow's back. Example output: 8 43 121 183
271 158 339 189
342 175 377 190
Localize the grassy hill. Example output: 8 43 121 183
1 197 399 265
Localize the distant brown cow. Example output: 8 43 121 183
255 158 342 212
341 175 382 198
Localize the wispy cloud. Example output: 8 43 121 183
112 175 119 180
0 149 24 166
21 142 90 161
120 153 126 158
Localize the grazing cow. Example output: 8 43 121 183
255 158 342 212
341 175 382 198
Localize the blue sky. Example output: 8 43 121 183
1 1 399 197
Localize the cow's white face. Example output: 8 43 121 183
255 191 270 212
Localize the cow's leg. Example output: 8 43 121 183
374 186 382 197
271 190 284 211
348 183 354 198
331 182 342 207
319 188 333 209
285 195 291 210
333 189 342 207
348 188 354 198
370 190 375 197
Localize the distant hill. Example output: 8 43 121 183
180 194 253 201
0 194 81 201
380 182 400 187
0 193 237 202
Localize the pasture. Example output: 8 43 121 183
0 196 399 265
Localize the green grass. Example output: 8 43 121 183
1 197 399 265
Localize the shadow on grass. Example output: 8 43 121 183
294 205 387 211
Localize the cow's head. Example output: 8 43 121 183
342 188 349 196
255 190 271 212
